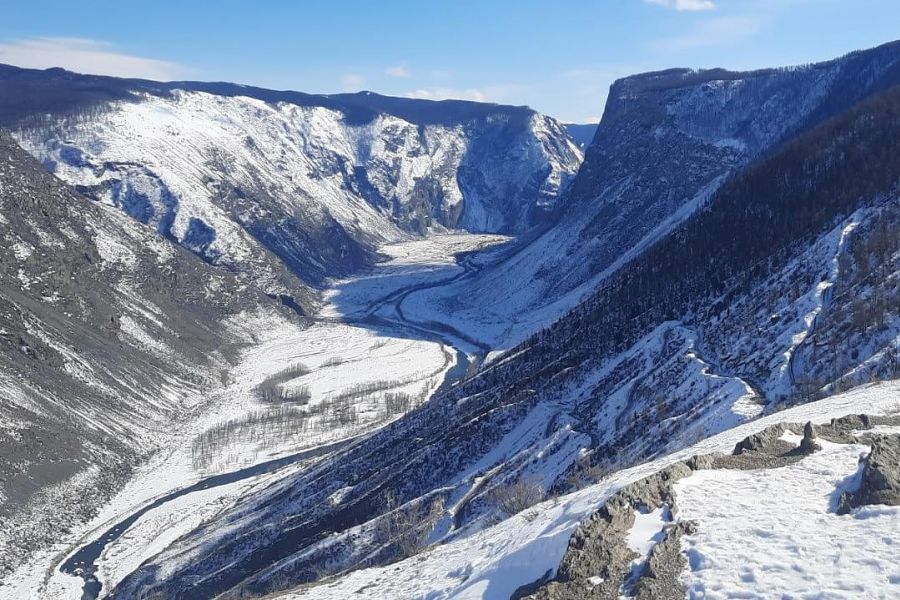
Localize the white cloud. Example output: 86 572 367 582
404 83 527 104
652 16 763 51
341 72 366 91
645 0 716 10
0 37 186 80
385 62 411 78
405 87 488 102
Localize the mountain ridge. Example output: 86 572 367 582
398 38 900 353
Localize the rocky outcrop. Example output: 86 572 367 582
631 520 698 600
732 423 790 456
838 435 900 513
519 412 900 600
797 421 822 454
516 464 692 600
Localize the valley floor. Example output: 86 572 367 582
3 233 505 600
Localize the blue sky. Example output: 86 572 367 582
1 0 898 122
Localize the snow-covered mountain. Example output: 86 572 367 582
2 67 582 292
104 44 900 600
5 39 900 600
0 69 583 591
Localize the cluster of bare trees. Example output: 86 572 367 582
194 374 432 470
257 362 311 403
334 379 407 402
384 392 414 416
191 407 311 470
329 396 358 426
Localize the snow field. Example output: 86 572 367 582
676 440 899 598
202 320 455 474
321 233 508 320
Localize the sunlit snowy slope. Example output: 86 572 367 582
275 383 900 600
0 131 298 578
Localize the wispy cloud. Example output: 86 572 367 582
385 62 411 78
405 84 526 104
652 16 764 51
0 37 186 80
341 72 366 91
645 0 716 10
406 87 488 102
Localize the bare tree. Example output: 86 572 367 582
379 490 444 558
565 454 610 491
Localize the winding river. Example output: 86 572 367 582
60 248 490 600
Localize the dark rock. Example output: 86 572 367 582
686 453 718 471
733 424 788 456
797 421 821 454
839 435 900 513
633 520 699 600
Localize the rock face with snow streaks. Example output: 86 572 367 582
839 435 900 512
0 131 296 575
1 67 582 290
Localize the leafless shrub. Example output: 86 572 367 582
565 455 610 491
521 508 540 522
321 356 344 368
379 490 444 558
488 477 546 518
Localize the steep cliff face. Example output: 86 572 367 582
0 132 295 574
2 68 581 289
403 41 900 351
